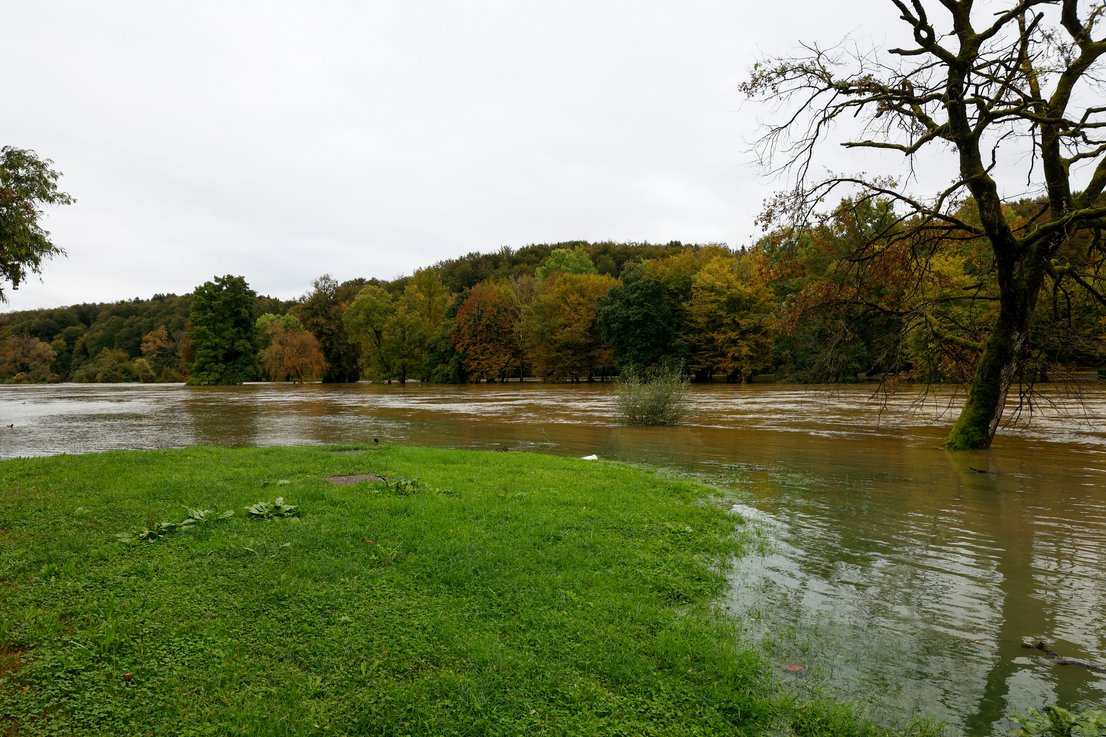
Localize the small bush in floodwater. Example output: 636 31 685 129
616 362 690 426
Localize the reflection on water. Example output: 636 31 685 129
2 381 1105 735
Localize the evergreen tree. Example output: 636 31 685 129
186 275 258 385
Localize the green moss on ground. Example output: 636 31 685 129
0 445 937 736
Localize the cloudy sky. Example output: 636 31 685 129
3 0 902 311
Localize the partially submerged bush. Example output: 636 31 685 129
616 362 690 426
1013 706 1106 737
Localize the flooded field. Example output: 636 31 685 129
2 381 1104 735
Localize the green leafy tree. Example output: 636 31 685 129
596 249 731 373
535 245 598 281
344 270 455 383
0 147 74 301
344 285 397 381
598 266 685 371
131 357 156 383
72 348 139 383
186 275 259 385
295 275 363 383
382 292 424 384
389 270 455 383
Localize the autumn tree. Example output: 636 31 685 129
452 281 522 381
522 272 617 381
140 325 185 381
0 335 56 383
744 0 1106 449
257 314 325 383
141 326 172 363
685 254 774 382
756 198 924 382
186 275 258 385
0 147 74 301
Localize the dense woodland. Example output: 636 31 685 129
2 198 1104 386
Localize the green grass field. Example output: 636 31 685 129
0 445 936 736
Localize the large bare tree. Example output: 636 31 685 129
744 0 1106 449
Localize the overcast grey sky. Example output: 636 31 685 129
3 0 901 311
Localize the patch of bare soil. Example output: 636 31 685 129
1 646 27 676
326 474 386 486
1 714 20 737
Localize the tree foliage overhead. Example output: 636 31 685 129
0 147 74 302
743 0 1106 448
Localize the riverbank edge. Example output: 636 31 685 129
0 444 940 736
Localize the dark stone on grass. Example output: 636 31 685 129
327 474 387 486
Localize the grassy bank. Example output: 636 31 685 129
1 445 933 736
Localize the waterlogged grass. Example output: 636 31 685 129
0 445 936 736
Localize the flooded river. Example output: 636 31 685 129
2 381 1104 734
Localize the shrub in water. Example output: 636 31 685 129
616 362 690 426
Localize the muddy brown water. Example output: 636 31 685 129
2 381 1104 734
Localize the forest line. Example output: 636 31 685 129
2 198 1104 386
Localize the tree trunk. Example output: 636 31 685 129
944 264 1043 450
943 314 1026 449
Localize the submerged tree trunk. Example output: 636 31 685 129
944 252 1046 450
944 309 1027 450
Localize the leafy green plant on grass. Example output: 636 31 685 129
1013 706 1106 737
383 478 420 496
616 361 691 426
246 496 300 519
116 506 233 543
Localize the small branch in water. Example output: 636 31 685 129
1022 641 1106 674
